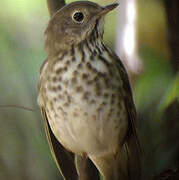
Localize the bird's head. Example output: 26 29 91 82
45 1 118 55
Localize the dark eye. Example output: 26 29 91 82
72 12 84 23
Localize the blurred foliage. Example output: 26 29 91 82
0 0 178 180
157 73 179 119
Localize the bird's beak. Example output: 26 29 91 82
98 3 119 17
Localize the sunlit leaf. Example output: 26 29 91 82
157 73 179 119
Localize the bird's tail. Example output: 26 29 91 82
125 134 141 180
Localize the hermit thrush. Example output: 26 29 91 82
38 1 141 180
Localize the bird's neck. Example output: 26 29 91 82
47 19 105 59
67 18 105 60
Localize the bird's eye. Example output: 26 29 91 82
72 12 84 23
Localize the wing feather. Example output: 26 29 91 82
109 51 141 179
40 107 78 180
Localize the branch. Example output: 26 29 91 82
152 168 179 180
163 0 179 73
47 0 66 17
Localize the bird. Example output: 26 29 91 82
38 1 141 180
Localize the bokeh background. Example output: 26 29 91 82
0 0 178 179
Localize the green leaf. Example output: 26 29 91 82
157 73 179 119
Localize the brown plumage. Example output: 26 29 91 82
38 1 141 180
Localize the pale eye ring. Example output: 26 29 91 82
72 11 84 23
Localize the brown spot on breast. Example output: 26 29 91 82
78 63 83 69
96 91 101 96
86 62 92 70
49 101 54 110
90 99 96 104
90 54 95 61
63 102 69 107
98 102 107 111
67 95 71 103
64 91 68 95
82 91 90 100
65 60 71 66
95 82 101 96
64 80 69 86
76 86 83 92
58 106 67 116
63 66 68 72
111 94 115 105
101 102 107 106
92 67 98 74
118 102 121 109
97 107 102 112
52 87 57 92
107 108 114 119
71 77 77 84
58 94 65 101
52 76 57 82
82 73 89 80
72 57 76 62
93 76 99 82
104 77 110 88
56 68 63 74
86 62 98 74
56 66 68 75
73 70 79 75
97 71 105 77
86 80 93 85
73 112 79 117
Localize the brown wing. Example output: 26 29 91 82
111 52 142 179
117 59 141 150
40 107 78 180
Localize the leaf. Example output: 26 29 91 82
157 73 179 119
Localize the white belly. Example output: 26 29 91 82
45 84 128 156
